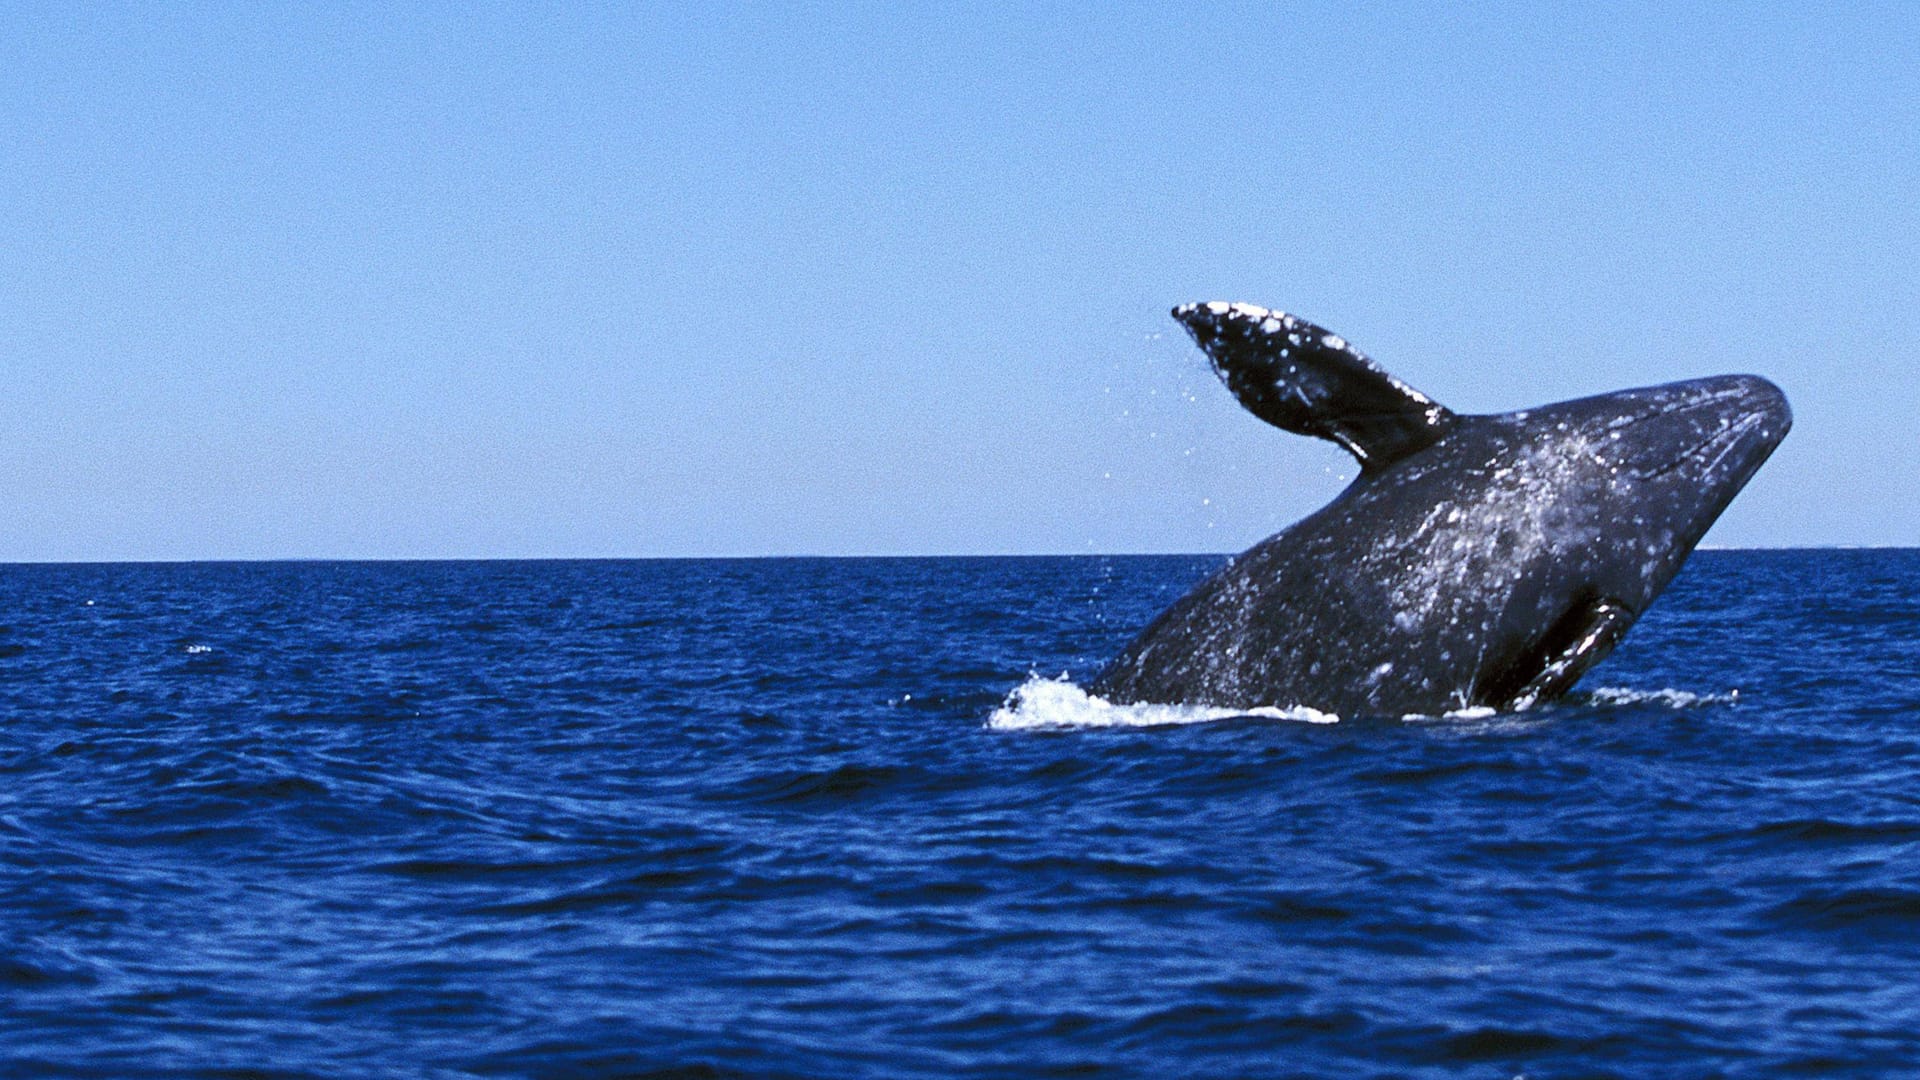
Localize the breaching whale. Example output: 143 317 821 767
1092 302 1791 717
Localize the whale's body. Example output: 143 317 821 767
1092 302 1790 717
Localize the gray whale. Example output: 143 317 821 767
1092 302 1791 716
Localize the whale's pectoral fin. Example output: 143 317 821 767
1173 302 1457 474
1490 597 1636 711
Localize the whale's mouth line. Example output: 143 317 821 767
1621 409 1772 481
1689 410 1773 479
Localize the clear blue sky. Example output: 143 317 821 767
4 3 1914 560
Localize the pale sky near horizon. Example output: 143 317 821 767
4 3 1915 561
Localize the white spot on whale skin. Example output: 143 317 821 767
1323 334 1347 350
1206 300 1231 315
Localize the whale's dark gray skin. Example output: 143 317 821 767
1092 301 1791 717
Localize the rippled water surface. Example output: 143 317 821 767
3 551 1919 1078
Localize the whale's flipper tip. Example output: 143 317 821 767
1173 301 1456 473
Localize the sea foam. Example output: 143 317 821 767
1586 686 1739 708
990 678 1736 731
987 675 1339 731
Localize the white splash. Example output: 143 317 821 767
987 676 1338 731
1400 705 1501 722
1586 686 1739 708
1400 688 1736 722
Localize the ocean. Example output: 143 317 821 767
3 550 1918 1078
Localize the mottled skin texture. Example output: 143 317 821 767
1093 303 1791 717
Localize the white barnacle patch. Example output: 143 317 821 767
1260 317 1282 333
1322 334 1347 351
1206 300 1231 315
1380 430 1608 644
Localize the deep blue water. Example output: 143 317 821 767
3 551 1919 1078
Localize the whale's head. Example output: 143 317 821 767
1346 372 1790 709
1458 374 1792 615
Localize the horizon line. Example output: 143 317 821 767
2 544 1914 568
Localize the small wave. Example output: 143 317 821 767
1585 686 1738 708
986 676 1337 731
1767 886 1920 931
1437 1025 1585 1061
722 763 918 806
